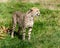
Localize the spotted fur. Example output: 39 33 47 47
11 7 40 40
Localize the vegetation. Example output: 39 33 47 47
0 2 60 48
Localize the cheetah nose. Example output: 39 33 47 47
37 14 40 16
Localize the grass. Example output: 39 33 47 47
0 2 60 48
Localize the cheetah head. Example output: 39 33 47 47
29 7 40 17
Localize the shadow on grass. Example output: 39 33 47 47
8 30 23 40
14 31 22 40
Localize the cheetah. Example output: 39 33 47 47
12 7 40 40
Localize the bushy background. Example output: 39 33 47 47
0 1 60 48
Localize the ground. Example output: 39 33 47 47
0 2 60 48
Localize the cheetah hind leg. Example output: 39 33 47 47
22 28 26 40
18 27 22 35
11 24 16 38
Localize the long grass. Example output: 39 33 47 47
0 2 60 48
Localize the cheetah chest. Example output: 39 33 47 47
24 16 34 28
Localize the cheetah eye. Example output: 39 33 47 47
36 10 38 12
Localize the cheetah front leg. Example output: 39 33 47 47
28 27 32 40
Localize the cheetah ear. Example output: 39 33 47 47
30 9 33 11
28 9 33 14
